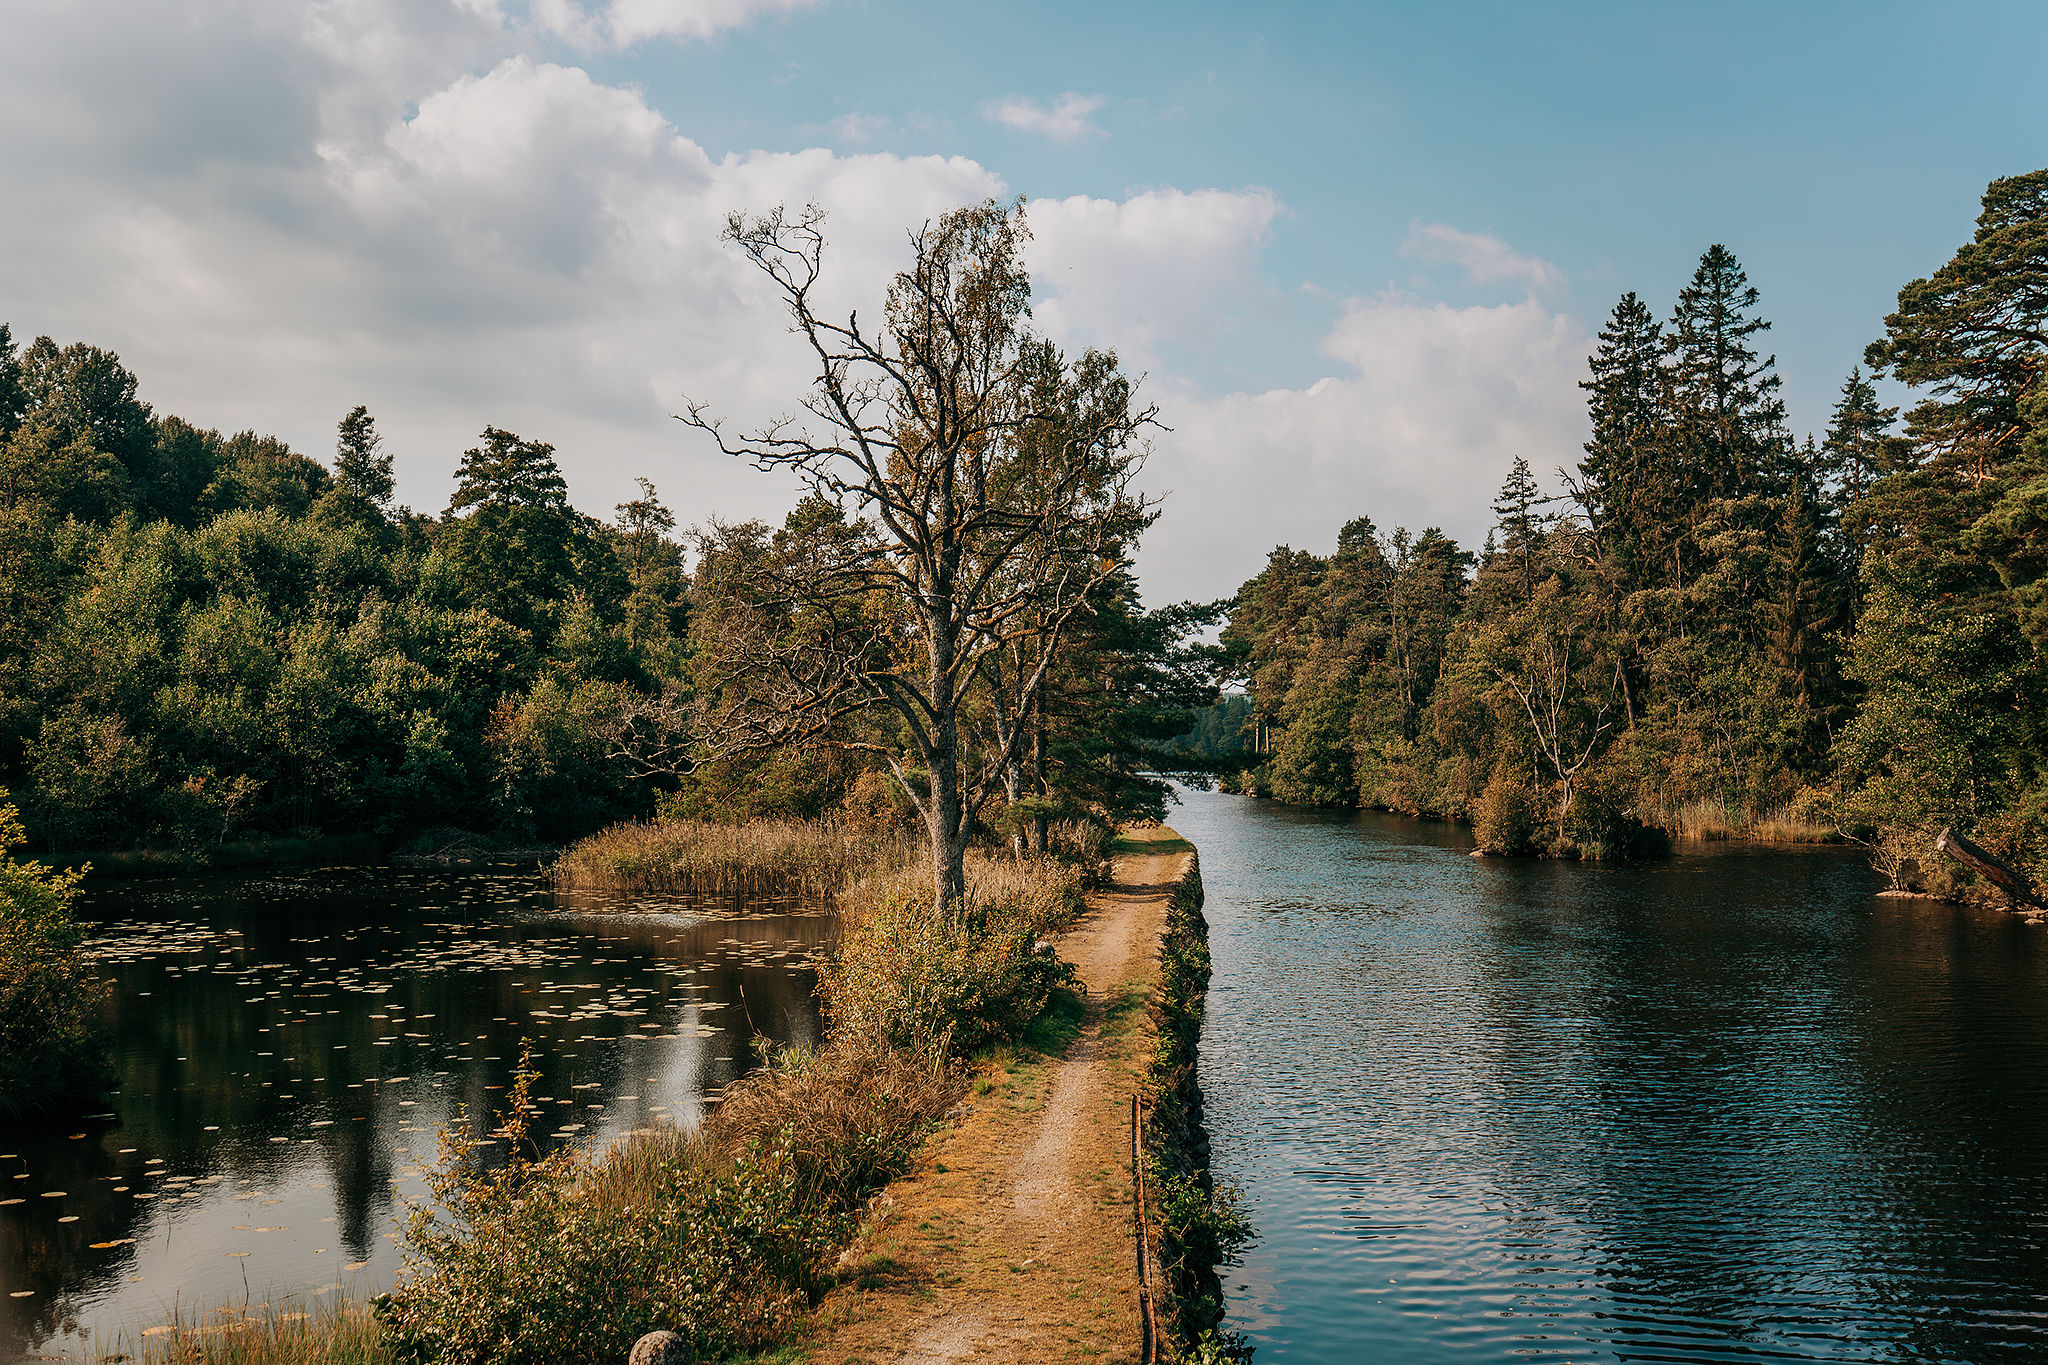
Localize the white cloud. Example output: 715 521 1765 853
1401 220 1565 297
1025 188 1284 366
0 0 1597 609
525 0 821 48
982 93 1107 142
1134 290 1591 602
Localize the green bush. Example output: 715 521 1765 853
0 789 113 1118
377 1063 849 1363
1471 769 1538 854
818 858 1085 1054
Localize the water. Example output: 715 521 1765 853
1 868 828 1361
1170 786 2048 1364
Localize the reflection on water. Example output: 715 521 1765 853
1 869 828 1359
1172 786 2048 1364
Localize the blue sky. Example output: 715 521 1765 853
2 0 2043 601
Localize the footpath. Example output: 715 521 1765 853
799 833 1195 1364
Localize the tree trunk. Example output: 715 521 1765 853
1030 687 1048 855
1936 827 2042 907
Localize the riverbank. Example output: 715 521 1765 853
790 827 1229 1364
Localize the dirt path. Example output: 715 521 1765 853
800 835 1192 1365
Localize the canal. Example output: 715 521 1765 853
1171 785 2048 1362
1 868 827 1360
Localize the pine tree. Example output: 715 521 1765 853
333 404 395 511
1575 292 1667 587
1665 245 1789 504
1491 455 1546 600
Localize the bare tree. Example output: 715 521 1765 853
677 200 1158 911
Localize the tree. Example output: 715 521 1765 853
331 404 396 515
1491 455 1548 600
679 200 1157 911
0 788 112 1116
1665 244 1788 505
439 427 599 638
1574 292 1667 585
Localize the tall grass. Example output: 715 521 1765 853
552 817 919 896
1643 797 1839 844
122 1298 384 1364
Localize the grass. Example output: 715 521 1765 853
1646 797 1840 844
1110 827 1195 856
552 817 920 897
117 1298 385 1364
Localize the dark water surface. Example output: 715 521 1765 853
1171 786 2048 1364
1 869 826 1360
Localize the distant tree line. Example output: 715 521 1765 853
0 226 1213 864
1215 168 2048 889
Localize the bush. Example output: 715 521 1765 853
0 789 113 1118
818 857 1086 1054
1471 769 1538 854
376 1040 959 1365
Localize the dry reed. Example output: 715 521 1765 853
551 817 919 896
124 1297 385 1364
1643 797 1838 844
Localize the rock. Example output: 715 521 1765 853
628 1330 693 1365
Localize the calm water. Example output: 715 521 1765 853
1171 786 2048 1364
1 869 827 1361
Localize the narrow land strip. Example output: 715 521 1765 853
801 836 1193 1364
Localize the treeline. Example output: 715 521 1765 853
0 318 1209 860
1221 168 2048 888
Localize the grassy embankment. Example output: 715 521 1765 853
1126 832 1253 1363
126 816 1106 1364
1637 796 1840 845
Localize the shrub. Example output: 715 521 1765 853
0 789 113 1118
1471 770 1538 854
818 856 1085 1054
376 1041 957 1365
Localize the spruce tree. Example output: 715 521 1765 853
1576 292 1667 587
1665 245 1788 503
333 404 395 511
1491 455 1546 600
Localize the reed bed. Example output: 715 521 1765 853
123 1297 385 1364
551 816 920 896
1644 797 1839 844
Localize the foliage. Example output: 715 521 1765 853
817 856 1086 1053
0 788 112 1116
552 815 919 896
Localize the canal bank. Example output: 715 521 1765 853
799 828 1228 1364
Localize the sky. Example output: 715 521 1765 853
3 0 2044 604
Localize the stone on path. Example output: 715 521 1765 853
628 1330 693 1365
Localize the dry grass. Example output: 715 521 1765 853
1645 797 1838 844
120 1298 385 1364
552 816 919 896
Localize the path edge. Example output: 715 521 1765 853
1142 849 1242 1360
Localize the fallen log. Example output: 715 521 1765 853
1935 827 2043 908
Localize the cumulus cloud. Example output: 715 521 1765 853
1401 220 1565 297
1025 188 1283 366
982 93 1108 141
0 0 1595 607
1134 290 1591 602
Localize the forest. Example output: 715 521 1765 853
0 204 1215 875
1218 168 2048 892
3 170 2046 901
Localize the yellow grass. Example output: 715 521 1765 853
552 816 919 896
120 1297 386 1364
1644 797 1838 844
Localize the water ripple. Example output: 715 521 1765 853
1171 788 2048 1364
